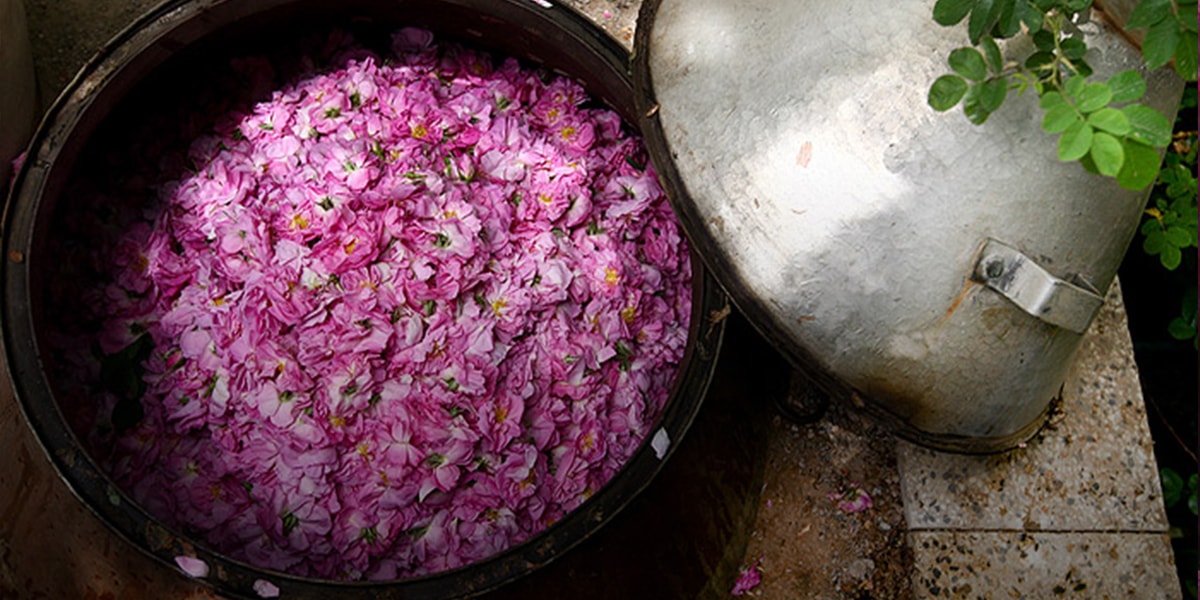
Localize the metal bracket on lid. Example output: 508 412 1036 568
972 238 1105 334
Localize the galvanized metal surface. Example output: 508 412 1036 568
636 0 1183 451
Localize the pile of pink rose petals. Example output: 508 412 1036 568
48 27 691 580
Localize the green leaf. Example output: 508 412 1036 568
1039 90 1067 109
1123 104 1173 147
1166 225 1193 246
969 0 1001 43
1087 107 1131 134
1076 82 1113 112
1174 30 1198 81
1079 152 1101 174
1032 29 1056 51
1125 0 1171 29
1144 229 1166 254
1063 75 1087 99
1042 102 1081 133
1143 19 1182 69
101 333 154 432
1161 243 1183 269
1089 132 1125 176
1168 316 1197 340
979 78 1008 111
1060 37 1088 60
1058 120 1094 161
1162 468 1184 507
1189 473 1199 515
929 75 970 110
1017 0 1044 32
1107 70 1147 103
982 36 1004 72
282 511 300 535
1025 50 1057 73
1118 139 1165 190
950 48 989 80
934 0 977 25
963 83 994 123
995 0 1024 37
1072 58 1094 78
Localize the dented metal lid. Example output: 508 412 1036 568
632 0 1183 451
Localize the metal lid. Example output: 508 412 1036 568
632 0 1183 452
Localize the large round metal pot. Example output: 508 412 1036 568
1 1 726 597
632 0 1184 452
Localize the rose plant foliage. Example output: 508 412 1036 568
45 28 692 580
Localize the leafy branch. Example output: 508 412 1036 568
1143 86 1197 345
927 0 1197 190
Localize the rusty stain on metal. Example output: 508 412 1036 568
144 521 174 552
795 140 813 167
55 446 77 468
850 392 866 409
795 315 816 324
706 303 731 338
7 250 23 263
939 278 977 324
708 216 724 236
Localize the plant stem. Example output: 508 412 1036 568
1145 388 1200 464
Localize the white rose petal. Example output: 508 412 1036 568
651 428 670 460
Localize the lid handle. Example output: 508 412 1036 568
972 238 1105 334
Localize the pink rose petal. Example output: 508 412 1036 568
253 579 281 598
174 555 210 578
731 557 763 595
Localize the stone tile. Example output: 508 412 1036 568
559 0 640 50
908 531 1182 599
898 281 1169 533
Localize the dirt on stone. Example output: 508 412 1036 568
735 372 914 600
